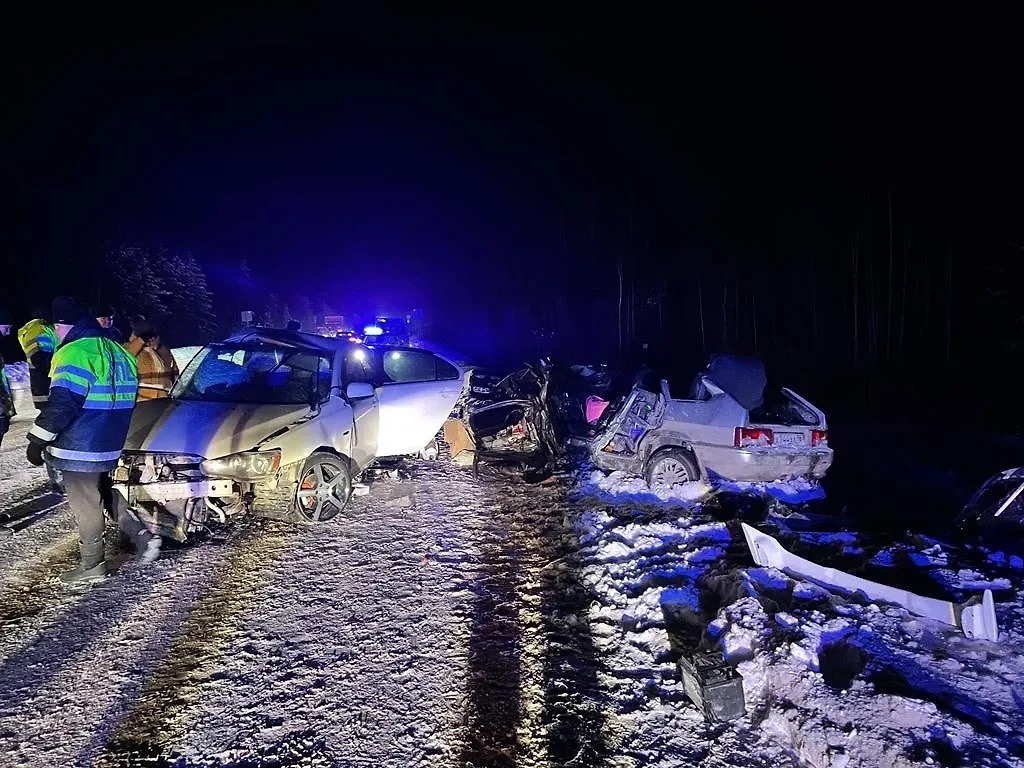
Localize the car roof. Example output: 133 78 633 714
222 328 345 353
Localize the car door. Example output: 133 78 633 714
341 346 379 469
374 347 463 457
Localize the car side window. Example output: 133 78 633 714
344 349 376 384
435 357 459 381
382 349 436 383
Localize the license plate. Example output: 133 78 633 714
774 432 806 448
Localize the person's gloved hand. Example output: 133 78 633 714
26 441 45 467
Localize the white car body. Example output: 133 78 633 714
112 329 465 536
589 357 834 487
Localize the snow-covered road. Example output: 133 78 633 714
2 418 1024 767
0 420 633 767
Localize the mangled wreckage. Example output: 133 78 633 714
588 355 834 489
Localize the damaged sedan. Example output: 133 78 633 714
112 329 464 540
589 354 833 490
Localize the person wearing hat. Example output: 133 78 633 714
17 303 60 411
26 296 139 584
89 303 122 343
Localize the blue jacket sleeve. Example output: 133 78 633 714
27 386 85 446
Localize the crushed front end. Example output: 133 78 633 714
110 449 282 541
588 388 665 475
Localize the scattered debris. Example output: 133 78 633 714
741 523 1000 642
678 651 746 722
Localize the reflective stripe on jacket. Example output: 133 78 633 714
18 319 57 361
27 319 139 472
18 319 58 405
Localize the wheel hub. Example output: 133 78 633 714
653 458 691 488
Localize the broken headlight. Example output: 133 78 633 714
200 450 282 480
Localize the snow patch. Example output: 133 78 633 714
577 469 710 505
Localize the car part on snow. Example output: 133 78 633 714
740 523 999 642
678 652 746 722
295 452 352 522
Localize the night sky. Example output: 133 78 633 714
2 9 1020 369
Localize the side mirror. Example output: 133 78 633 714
346 382 375 400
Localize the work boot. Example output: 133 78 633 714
60 538 108 584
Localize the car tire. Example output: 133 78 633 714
295 452 352 522
645 448 700 491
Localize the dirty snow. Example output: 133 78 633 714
3 420 1024 766
575 485 1024 767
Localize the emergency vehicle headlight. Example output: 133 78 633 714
201 449 282 480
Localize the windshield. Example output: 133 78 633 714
172 342 333 405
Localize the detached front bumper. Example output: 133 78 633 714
700 446 834 483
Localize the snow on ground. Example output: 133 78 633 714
576 469 712 506
4 419 1024 766
573 481 1024 767
0 418 50 512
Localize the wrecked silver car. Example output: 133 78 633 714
112 329 465 540
589 355 833 489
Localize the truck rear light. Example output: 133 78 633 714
734 427 773 448
811 430 828 447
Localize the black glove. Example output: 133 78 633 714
26 441 45 467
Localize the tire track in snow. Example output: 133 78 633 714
152 465 487 766
96 519 299 766
458 475 614 767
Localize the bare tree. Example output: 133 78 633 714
697 276 706 352
617 252 624 355
945 243 954 363
899 229 910 358
851 234 860 368
721 278 729 352
886 184 894 361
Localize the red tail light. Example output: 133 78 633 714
734 427 773 448
811 429 828 447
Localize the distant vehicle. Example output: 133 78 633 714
364 317 410 347
335 330 362 343
588 355 833 490
111 329 465 539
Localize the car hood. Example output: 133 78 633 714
125 398 313 460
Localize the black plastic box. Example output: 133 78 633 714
678 652 746 722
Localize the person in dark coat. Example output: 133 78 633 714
89 303 122 343
26 298 140 584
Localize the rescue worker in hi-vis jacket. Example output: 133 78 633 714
26 297 139 584
17 305 59 410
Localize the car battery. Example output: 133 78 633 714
678 652 746 722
